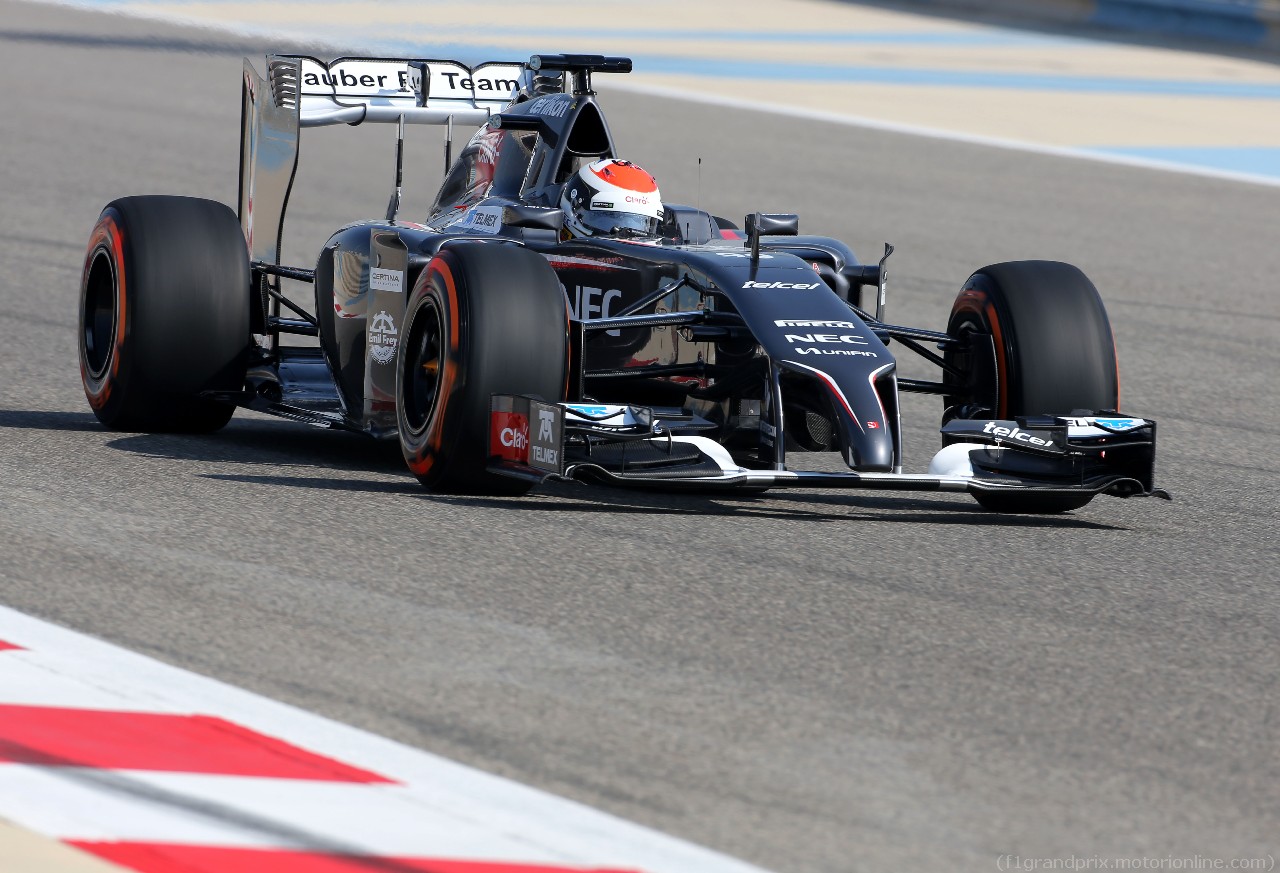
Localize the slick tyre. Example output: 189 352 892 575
79 196 250 432
943 260 1119 514
397 244 569 495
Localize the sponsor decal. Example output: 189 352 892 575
369 267 403 293
542 255 627 271
1093 417 1145 431
713 251 773 259
502 425 529 450
461 206 503 235
530 94 574 118
759 419 776 446
425 62 524 101
436 70 520 93
368 310 398 365
867 421 880 429
783 332 867 345
473 128 504 167
1062 416 1146 431
592 201 615 210
567 284 623 337
566 404 616 417
775 319 858 329
491 411 529 463
302 68 399 92
982 421 1055 447
298 60 521 103
529 401 563 472
624 194 650 206
742 280 821 290
793 347 877 357
297 59 426 98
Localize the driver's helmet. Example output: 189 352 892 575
559 159 663 238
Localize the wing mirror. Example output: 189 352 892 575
503 204 564 232
744 213 799 237
744 212 799 266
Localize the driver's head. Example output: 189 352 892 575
560 159 662 239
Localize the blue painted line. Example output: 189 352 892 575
54 0 1280 51
1091 146 1280 177
343 32 1280 98
397 25 1084 48
334 34 1280 99
65 0 1280 99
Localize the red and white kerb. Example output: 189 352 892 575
0 606 769 873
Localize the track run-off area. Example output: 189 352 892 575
1 1 1278 871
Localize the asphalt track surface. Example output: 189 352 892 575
1 3 1278 870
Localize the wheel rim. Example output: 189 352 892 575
403 298 444 435
944 314 999 422
82 248 117 380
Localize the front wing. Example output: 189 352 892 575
487 396 1170 501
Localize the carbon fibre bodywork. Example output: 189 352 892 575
309 218 896 470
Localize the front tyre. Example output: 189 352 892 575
397 244 569 495
79 196 251 432
943 260 1119 514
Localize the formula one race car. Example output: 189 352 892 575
78 53 1169 513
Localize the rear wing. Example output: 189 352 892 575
296 56 527 127
238 54 529 265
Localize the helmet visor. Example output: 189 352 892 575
577 209 661 237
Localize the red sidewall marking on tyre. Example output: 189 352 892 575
984 299 1008 418
81 211 128 409
952 287 1009 418
407 256 462 477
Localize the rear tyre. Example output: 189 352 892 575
943 260 1119 514
79 196 250 432
397 244 569 495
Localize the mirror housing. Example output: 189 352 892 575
745 212 799 266
503 204 564 232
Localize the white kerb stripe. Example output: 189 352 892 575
0 605 771 872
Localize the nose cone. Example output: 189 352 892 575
842 413 895 472
775 355 897 473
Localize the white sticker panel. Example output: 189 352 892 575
370 267 404 293
299 57 418 98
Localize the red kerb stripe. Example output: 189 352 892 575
0 705 392 782
70 843 640 873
